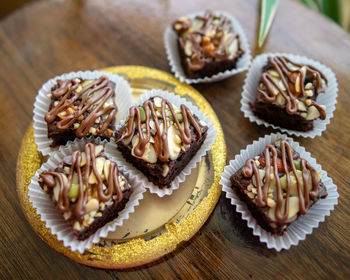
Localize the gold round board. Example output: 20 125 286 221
16 66 226 269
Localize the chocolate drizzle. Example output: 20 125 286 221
174 10 244 67
116 98 202 163
258 56 327 119
242 140 320 223
45 76 116 137
39 143 123 219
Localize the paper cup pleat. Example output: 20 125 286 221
106 90 217 197
164 10 252 84
241 53 338 138
220 133 338 251
33 70 132 156
28 137 146 254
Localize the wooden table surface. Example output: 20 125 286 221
1 0 350 278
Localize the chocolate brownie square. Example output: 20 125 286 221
230 139 327 235
45 76 117 147
115 96 208 188
250 56 327 131
39 143 132 240
172 10 245 79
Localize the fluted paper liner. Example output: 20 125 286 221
220 133 338 251
28 137 146 254
164 10 252 84
106 89 217 197
33 70 132 156
241 53 338 138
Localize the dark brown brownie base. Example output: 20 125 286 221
177 40 244 79
76 189 132 240
47 121 112 147
116 123 208 188
230 167 328 235
250 98 314 132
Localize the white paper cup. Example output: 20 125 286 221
28 137 146 254
220 133 338 251
164 10 252 84
106 89 217 197
241 53 338 138
33 70 132 156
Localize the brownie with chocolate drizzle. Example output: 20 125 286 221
230 139 327 235
172 10 245 79
114 96 208 188
250 56 327 131
39 143 132 240
45 76 117 147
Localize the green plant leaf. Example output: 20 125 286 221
258 0 280 47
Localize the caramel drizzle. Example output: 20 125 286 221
39 143 124 219
176 10 242 65
116 98 202 163
242 140 319 223
258 56 326 119
45 76 116 137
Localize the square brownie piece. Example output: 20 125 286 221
45 76 117 147
172 10 245 79
250 56 327 131
230 139 327 235
39 143 132 240
115 96 208 188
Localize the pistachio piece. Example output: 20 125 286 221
293 159 301 170
139 107 146 122
68 184 79 199
280 175 287 189
81 79 94 88
175 113 183 122
275 140 281 148
72 172 78 184
80 79 95 98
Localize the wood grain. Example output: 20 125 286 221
1 0 350 278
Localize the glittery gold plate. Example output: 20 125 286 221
16 66 226 269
